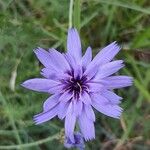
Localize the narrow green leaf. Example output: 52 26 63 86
97 0 150 14
134 79 150 102
73 0 81 31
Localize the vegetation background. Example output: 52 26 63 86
0 0 150 149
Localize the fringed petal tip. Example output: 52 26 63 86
114 107 123 119
112 41 121 48
84 135 95 141
33 47 45 53
33 106 58 125
102 108 123 120
129 76 134 83
33 115 42 125
92 94 123 119
122 76 133 87
33 48 37 54
103 76 133 89
111 106 123 119
33 112 47 125
105 41 121 52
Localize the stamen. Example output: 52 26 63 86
63 75 88 99
69 77 74 83
77 82 82 92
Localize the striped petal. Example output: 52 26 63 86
78 107 95 141
101 90 122 104
82 46 92 69
67 28 82 62
43 94 60 111
34 47 70 71
58 102 70 120
91 93 123 119
33 106 58 125
65 102 76 142
80 92 92 105
21 78 61 93
84 105 95 122
85 42 121 76
95 60 124 79
101 76 133 89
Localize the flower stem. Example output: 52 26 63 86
69 0 74 29
73 0 81 31
0 132 60 149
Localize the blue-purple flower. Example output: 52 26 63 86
64 132 85 150
21 28 132 142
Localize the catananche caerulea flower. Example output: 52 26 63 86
21 28 132 142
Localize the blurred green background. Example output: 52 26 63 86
0 0 150 149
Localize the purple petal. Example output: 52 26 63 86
48 84 65 94
78 107 95 141
73 64 83 79
43 94 60 111
65 53 83 78
84 105 95 122
48 48 70 71
64 53 77 69
40 68 58 79
101 90 122 104
58 101 70 120
67 28 82 62
91 93 123 119
65 102 76 142
33 47 53 68
83 64 99 80
80 92 92 105
73 100 83 116
85 42 120 75
82 47 92 69
34 47 70 71
58 92 73 103
33 106 58 125
92 41 120 65
87 82 104 93
101 76 133 89
41 68 71 80
95 60 124 79
21 78 61 93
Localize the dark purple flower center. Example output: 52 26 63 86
62 75 88 99
70 78 83 92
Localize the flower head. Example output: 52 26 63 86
64 132 85 150
22 28 132 142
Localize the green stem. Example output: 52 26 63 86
0 132 60 149
69 0 74 28
73 0 81 31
